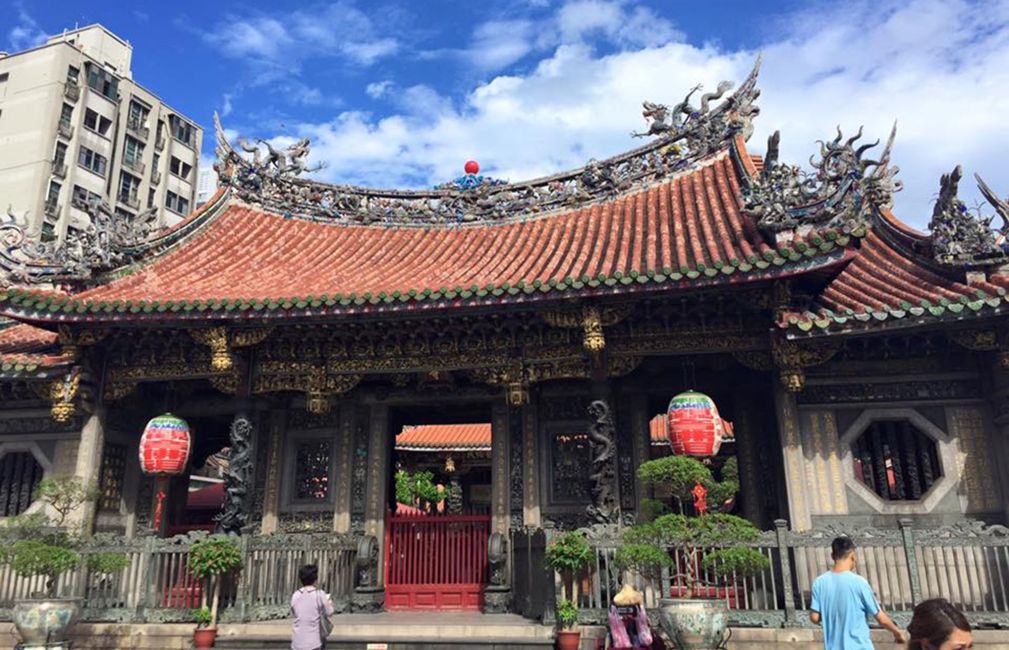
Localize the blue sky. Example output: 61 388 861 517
7 0 1009 227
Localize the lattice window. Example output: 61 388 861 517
0 452 44 517
98 443 127 512
550 432 592 503
852 420 941 501
294 441 330 501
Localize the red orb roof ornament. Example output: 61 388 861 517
464 160 480 175
139 413 192 476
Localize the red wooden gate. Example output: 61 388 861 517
384 511 490 610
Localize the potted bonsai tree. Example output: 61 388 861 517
615 455 768 650
544 530 592 602
555 599 580 650
188 535 243 649
0 478 125 648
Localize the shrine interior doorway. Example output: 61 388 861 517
384 400 493 611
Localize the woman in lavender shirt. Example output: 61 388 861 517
291 564 335 650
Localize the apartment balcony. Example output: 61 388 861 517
44 201 60 218
64 82 80 102
70 195 89 211
118 192 140 210
127 118 150 140
151 170 162 185
51 161 67 179
155 135 166 151
122 157 146 175
57 122 74 140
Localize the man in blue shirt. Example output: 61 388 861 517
810 537 905 649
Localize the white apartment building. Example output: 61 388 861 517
0 25 202 242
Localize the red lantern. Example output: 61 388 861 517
139 413 192 530
464 160 480 175
666 391 733 457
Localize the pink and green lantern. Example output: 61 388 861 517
139 413 192 530
666 390 733 457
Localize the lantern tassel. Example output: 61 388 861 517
153 477 167 531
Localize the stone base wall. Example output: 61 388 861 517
2 623 196 650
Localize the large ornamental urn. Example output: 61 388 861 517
13 599 80 649
666 391 733 457
657 598 729 650
139 413 192 530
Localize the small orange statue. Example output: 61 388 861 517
692 481 708 515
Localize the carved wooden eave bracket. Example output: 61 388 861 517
542 303 635 358
56 325 108 361
32 365 83 423
188 326 274 371
470 354 641 406
212 360 361 414
770 338 841 392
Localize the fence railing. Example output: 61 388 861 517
550 519 1009 628
0 532 359 623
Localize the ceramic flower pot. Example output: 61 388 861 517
194 626 218 649
13 598 81 647
556 629 581 650
657 598 728 650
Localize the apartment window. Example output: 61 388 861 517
83 109 113 136
852 420 942 501
114 207 134 220
77 145 107 177
59 103 74 129
165 190 190 215
169 156 193 181
46 181 61 204
119 172 139 202
124 136 144 167
0 452 44 517
53 142 67 166
85 63 118 100
127 100 149 127
72 184 102 210
0 72 8 96
169 115 195 148
66 66 79 84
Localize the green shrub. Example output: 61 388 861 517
193 606 213 628
637 455 711 505
701 547 770 578
87 552 131 575
613 543 671 578
544 532 592 574
556 599 579 630
395 469 442 508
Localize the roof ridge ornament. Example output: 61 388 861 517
743 123 902 237
0 199 159 286
928 165 1009 267
211 57 762 227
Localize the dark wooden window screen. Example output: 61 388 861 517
294 441 330 501
0 452 44 517
853 420 941 501
99 443 128 512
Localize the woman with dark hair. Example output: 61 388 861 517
291 564 335 650
907 599 972 650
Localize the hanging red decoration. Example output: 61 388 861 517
464 160 480 174
692 481 708 515
666 390 734 457
139 413 192 530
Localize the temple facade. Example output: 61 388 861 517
2 61 1009 615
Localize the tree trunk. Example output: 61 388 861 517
209 577 221 628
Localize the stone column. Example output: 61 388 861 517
259 409 286 535
354 403 389 612
733 401 765 527
773 383 811 531
490 400 510 535
629 394 650 515
217 409 254 536
521 400 541 527
72 406 106 531
332 404 356 533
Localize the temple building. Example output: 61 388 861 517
2 60 1009 615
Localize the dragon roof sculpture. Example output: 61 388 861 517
929 165 1009 267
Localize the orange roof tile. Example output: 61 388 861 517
396 424 492 451
0 322 70 376
1 151 854 324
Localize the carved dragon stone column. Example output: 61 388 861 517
216 410 254 536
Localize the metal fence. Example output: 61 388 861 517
549 519 1009 628
0 532 359 623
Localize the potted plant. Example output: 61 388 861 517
555 598 580 650
544 531 592 602
0 478 124 648
188 535 243 649
615 455 768 650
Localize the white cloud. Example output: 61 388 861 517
556 0 680 47
8 4 47 52
221 94 234 117
251 0 1009 228
366 80 394 99
469 20 537 71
